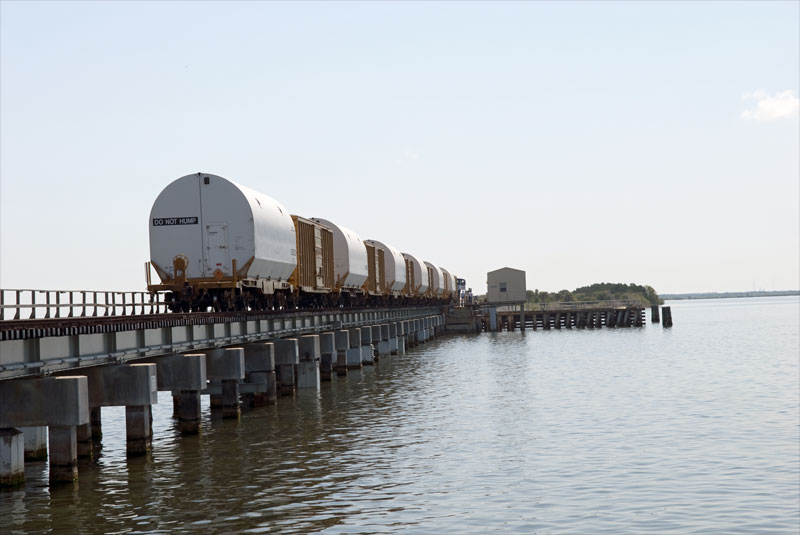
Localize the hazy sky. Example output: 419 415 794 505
1 1 798 295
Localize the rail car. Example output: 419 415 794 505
146 173 461 312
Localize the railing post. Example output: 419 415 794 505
29 290 36 320
92 292 99 317
68 291 75 318
55 291 62 318
107 292 114 316
44 291 51 319
0 290 4 321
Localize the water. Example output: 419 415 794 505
2 296 798 534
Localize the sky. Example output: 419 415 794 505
1 1 798 295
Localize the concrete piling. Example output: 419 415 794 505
297 335 321 389
417 319 427 344
125 405 152 456
0 376 89 486
243 342 276 407
20 426 47 461
206 348 245 417
335 330 350 376
361 326 374 365
206 348 244 412
389 323 399 355
221 380 240 419
397 322 406 355
176 390 201 434
48 425 78 483
81 363 158 455
76 422 93 460
347 328 362 370
153 353 206 433
0 429 24 488
378 324 391 358
90 407 102 442
319 332 335 381
651 305 660 323
274 339 299 395
370 325 382 362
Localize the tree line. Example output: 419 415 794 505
526 283 662 306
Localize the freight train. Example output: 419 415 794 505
146 173 461 312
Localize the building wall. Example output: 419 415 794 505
486 268 527 303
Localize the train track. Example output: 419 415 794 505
0 306 402 341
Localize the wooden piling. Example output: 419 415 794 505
662 306 673 327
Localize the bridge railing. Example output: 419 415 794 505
0 289 169 320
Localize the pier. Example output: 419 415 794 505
0 288 446 487
482 300 649 331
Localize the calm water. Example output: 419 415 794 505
2 296 799 534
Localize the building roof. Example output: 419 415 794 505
487 267 526 276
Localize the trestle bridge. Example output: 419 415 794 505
0 288 446 488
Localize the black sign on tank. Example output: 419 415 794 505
152 217 199 226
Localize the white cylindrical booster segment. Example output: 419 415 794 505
312 218 368 290
149 173 296 281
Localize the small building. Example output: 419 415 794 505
486 267 526 304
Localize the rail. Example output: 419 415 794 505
0 289 169 320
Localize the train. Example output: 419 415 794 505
146 173 462 312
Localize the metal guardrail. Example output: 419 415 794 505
0 289 169 320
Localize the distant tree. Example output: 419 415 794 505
522 282 661 305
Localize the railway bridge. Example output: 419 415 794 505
0 288 446 487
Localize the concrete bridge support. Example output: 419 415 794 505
82 363 158 457
20 426 47 461
207 348 245 419
0 376 89 484
409 320 419 347
334 330 349 376
274 339 299 395
347 328 362 370
49 426 78 483
417 318 428 344
0 429 24 487
90 407 102 444
389 323 399 355
319 332 335 382
369 326 381 361
153 353 206 434
377 324 391 357
243 342 276 407
297 335 320 389
361 326 374 365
